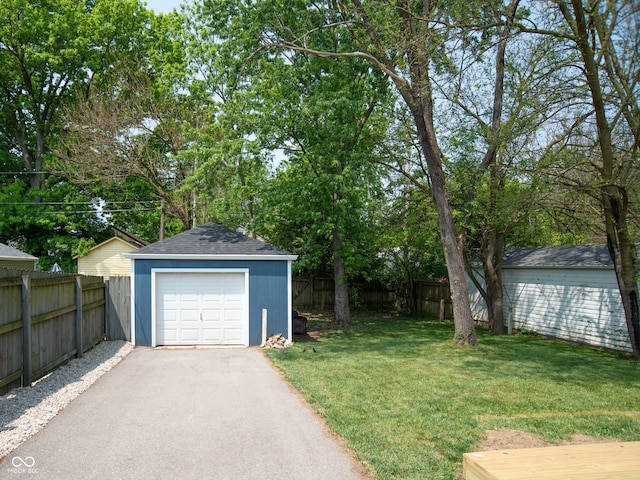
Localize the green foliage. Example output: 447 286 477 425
253 53 390 278
190 0 394 285
0 0 633 288
0 0 158 268
376 178 448 313
0 175 110 271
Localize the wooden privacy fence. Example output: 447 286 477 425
292 276 395 310
292 275 452 318
415 281 453 319
0 269 107 395
106 276 131 341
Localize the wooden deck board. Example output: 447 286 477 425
463 442 640 480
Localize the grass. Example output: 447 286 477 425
263 313 640 480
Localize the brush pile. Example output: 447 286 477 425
262 333 293 349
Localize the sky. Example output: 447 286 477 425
143 0 187 14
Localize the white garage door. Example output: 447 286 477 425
155 271 247 346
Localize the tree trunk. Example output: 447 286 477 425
392 2 476 346
275 1 477 342
398 85 476 344
407 272 417 316
473 0 519 335
332 225 350 325
412 112 476 344
602 186 640 359
482 230 506 334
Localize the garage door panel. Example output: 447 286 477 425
179 328 200 342
180 309 200 321
162 293 178 302
163 308 178 321
224 292 243 302
201 310 221 322
158 327 178 345
202 328 222 342
202 286 224 303
223 331 243 343
156 272 247 346
224 306 243 317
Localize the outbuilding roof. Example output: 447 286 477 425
112 226 149 249
0 243 38 261
125 222 297 261
502 244 615 268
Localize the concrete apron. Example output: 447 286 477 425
0 348 369 480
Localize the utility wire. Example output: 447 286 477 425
0 208 158 215
0 200 162 205
0 171 52 175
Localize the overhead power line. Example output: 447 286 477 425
0 208 159 215
0 200 162 206
0 171 52 175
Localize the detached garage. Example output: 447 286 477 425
125 223 297 347
467 244 636 352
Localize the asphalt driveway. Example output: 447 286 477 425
0 348 369 480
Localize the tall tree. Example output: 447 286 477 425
58 57 198 233
259 0 478 343
191 0 391 323
179 0 272 232
440 0 573 334
0 0 151 195
258 55 389 324
552 0 640 358
514 0 639 356
0 0 153 266
55 8 220 241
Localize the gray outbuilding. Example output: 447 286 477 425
0 243 38 271
468 244 638 352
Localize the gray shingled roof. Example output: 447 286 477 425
503 244 615 268
128 222 295 258
0 243 38 260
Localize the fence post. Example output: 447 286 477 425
104 279 109 340
76 276 83 358
310 275 314 309
261 309 267 346
22 274 32 387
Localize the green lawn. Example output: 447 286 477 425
264 314 640 480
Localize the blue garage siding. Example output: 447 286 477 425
133 259 290 346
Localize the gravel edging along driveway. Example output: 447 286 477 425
0 340 133 459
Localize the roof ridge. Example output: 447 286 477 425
112 226 149 247
130 222 295 258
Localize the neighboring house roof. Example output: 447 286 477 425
125 222 297 260
112 226 149 249
502 244 616 269
0 243 38 261
73 236 147 260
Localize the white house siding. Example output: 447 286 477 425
467 267 633 352
468 271 489 323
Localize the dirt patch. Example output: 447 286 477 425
306 330 325 341
477 428 611 452
478 429 547 450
